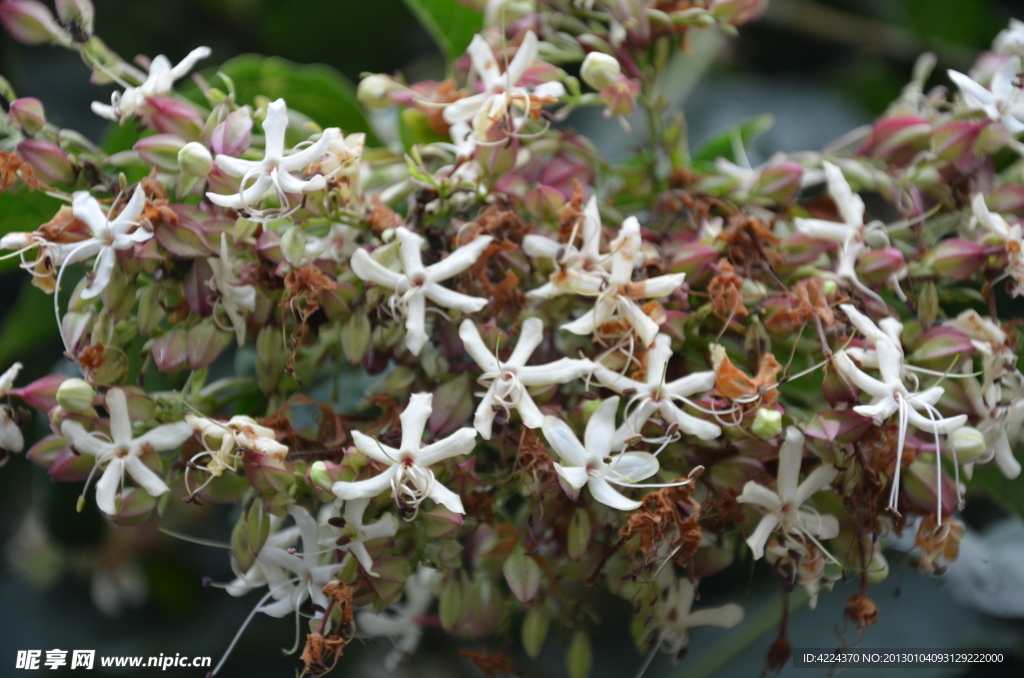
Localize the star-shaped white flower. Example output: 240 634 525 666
649 579 743 657
832 304 967 515
351 227 493 355
522 195 606 300
91 47 211 122
559 217 686 346
60 388 192 514
972 193 1024 297
459 317 593 439
594 333 721 443
206 99 333 213
737 426 840 560
208 233 256 345
322 498 398 577
794 161 903 302
332 393 476 515
357 565 443 671
184 413 288 495
948 57 1024 134
1 362 24 453
442 31 565 157
65 186 151 300
541 396 669 511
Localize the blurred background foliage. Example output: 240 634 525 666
1 1 1023 676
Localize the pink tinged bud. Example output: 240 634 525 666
429 373 473 436
151 328 189 373
187 318 228 369
856 247 906 285
134 133 186 172
241 448 295 508
599 75 640 117
710 0 768 25
902 458 956 518
210 107 252 157
25 434 69 469
667 240 718 279
525 185 565 223
144 96 204 141
933 120 983 167
16 139 73 183
822 360 860 407
987 184 1024 217
47 440 97 482
11 374 66 412
779 233 834 267
861 116 931 162
927 238 988 280
0 0 64 44
154 219 213 258
503 545 541 603
752 162 803 203
8 97 45 135
421 506 464 539
182 258 215 317
908 326 974 369
256 227 283 264
54 0 93 36
804 410 873 444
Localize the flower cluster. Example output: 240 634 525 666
1 1 1023 676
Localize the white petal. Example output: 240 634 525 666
606 451 659 483
584 396 619 459
853 397 900 423
425 235 493 282
473 387 498 440
123 454 169 498
94 459 123 515
619 296 660 346
514 391 544 429
634 273 685 299
553 462 589 494
72 191 110 237
745 513 780 560
105 388 133 445
658 402 722 441
684 603 744 630
108 185 147 236
417 427 477 466
516 358 593 386
332 466 399 501
507 316 544 367
79 246 116 299
798 509 839 540
588 476 641 511
400 393 433 451
0 416 24 453
214 154 260 178
427 481 465 514
423 283 487 313
351 248 404 289
467 34 503 92
287 504 320 557
823 161 864 227
395 227 426 278
776 426 805 503
664 370 717 398
347 541 379 576
505 30 539 87
542 416 588 466
351 430 400 465
168 46 212 81
262 99 289 159
279 131 332 172
132 421 193 452
794 217 854 243
521 234 562 259
404 291 428 355
60 420 111 458
592 365 645 394
736 481 783 512
793 465 839 507
459 319 498 371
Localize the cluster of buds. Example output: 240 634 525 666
1 1 1023 676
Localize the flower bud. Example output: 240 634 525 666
947 426 986 465
567 508 591 561
0 0 65 45
10 374 65 413
55 0 93 37
308 460 333 492
752 161 803 203
803 409 872 443
741 277 767 306
210 107 252 157
908 326 974 369
903 458 957 518
144 96 204 141
522 606 550 660
438 575 464 632
151 328 189 373
709 0 768 25
525 185 565 224
926 238 988 280
667 240 718 280
598 75 640 117
55 378 94 414
917 280 938 329
581 52 621 90
503 545 541 604
933 120 983 167
855 247 906 285
357 74 397 109
177 141 213 178
861 116 931 162
256 326 284 394
17 139 73 183
987 184 1024 217
134 133 186 172
187 318 227 370
9 97 45 135
566 631 593 678
866 550 889 583
751 407 783 440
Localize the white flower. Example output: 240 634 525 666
593 333 721 443
737 426 840 560
0 362 24 453
322 498 398 577
541 396 668 511
522 195 606 300
558 216 686 346
442 31 564 157
292 223 361 265
208 233 256 345
65 186 150 300
357 565 443 671
764 534 838 610
995 19 1024 57
206 99 333 213
351 227 493 355
972 193 1024 297
60 388 192 514
459 317 593 439
794 161 903 302
832 304 967 515
332 393 476 515
185 413 288 490
649 579 743 657
91 47 211 122
948 58 1024 134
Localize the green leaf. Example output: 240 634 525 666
972 463 1024 519
692 114 775 171
0 190 63 274
403 0 483 65
201 55 380 146
0 278 60 365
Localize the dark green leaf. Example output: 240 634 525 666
692 114 774 170
403 0 483 65
0 190 62 274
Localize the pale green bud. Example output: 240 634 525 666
580 52 621 90
357 74 397 109
948 426 986 465
177 141 213 178
752 407 783 440
56 378 95 414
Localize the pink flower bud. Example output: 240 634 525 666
210 107 252 157
187 318 228 369
143 96 204 141
10 374 66 412
0 0 64 45
822 360 859 407
933 120 984 168
598 75 640 117
908 326 974 369
134 133 186 172
902 458 956 518
780 233 834 267
752 161 803 203
525 185 565 223
16 138 73 183
241 447 295 502
861 116 931 163
927 238 988 280
54 0 92 37
803 409 873 444
987 184 1024 217
855 247 906 285
8 97 45 135
150 328 189 373
709 0 768 26
666 240 718 279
